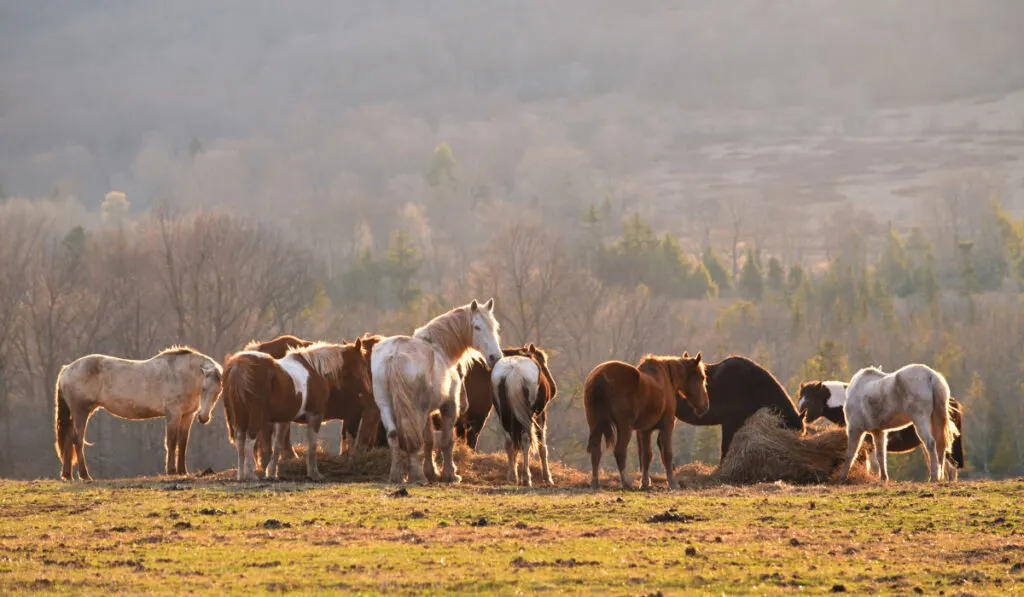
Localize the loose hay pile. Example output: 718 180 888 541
676 408 873 487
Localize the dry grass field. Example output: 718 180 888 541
1 455 1021 596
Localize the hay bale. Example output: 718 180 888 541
710 408 872 485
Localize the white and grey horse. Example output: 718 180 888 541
55 346 223 480
372 299 502 484
838 364 959 483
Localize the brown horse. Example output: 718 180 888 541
585 352 709 490
246 333 384 468
223 339 372 481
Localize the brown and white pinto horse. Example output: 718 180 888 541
246 334 386 468
490 344 558 486
223 339 372 481
585 352 709 490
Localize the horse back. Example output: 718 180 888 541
696 356 802 430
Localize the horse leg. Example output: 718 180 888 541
613 422 633 490
305 416 325 481
72 408 93 481
589 422 603 489
871 430 888 483
520 427 533 488
637 429 654 490
839 427 866 483
538 419 554 486
421 416 439 482
265 423 285 480
355 407 381 452
911 413 940 482
176 413 194 475
60 430 75 480
504 436 518 484
244 436 258 481
658 421 679 490
720 423 737 463
438 401 461 484
235 431 247 481
379 402 407 484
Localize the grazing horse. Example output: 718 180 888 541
585 352 709 490
223 339 372 481
837 364 959 483
674 355 804 461
798 380 965 480
55 346 223 480
490 344 558 487
372 299 502 484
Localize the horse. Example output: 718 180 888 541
490 344 558 487
585 352 709 490
246 333 385 469
54 346 223 480
798 380 965 480
835 364 959 483
453 354 491 449
674 355 804 461
222 339 372 481
372 299 502 484
244 335 313 467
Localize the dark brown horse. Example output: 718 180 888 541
585 352 709 490
246 334 385 469
674 355 804 461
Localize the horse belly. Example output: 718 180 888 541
101 396 165 420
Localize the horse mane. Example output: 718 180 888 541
286 341 347 379
242 339 261 351
414 306 473 362
159 345 198 356
638 353 706 376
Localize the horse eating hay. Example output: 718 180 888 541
55 346 223 480
222 339 372 481
372 299 503 484
798 380 965 480
490 343 558 487
838 364 959 483
584 352 709 490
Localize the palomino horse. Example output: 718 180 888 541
837 364 959 483
223 339 372 481
55 346 223 480
674 355 804 461
490 344 558 487
585 352 709 490
246 333 385 468
372 299 502 484
798 380 965 480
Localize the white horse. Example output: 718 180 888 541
372 299 502 484
55 346 223 480
838 364 959 483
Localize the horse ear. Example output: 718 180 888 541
470 299 479 312
682 351 690 358
695 352 702 364
484 298 494 312
527 343 536 352
354 337 363 350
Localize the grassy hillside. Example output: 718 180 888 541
1 477 1020 595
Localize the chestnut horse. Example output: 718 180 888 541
372 299 502 484
585 352 709 490
490 344 558 487
245 335 313 466
223 339 372 481
55 346 223 480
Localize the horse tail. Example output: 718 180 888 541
584 373 615 453
54 370 75 465
497 371 538 452
222 358 248 445
929 371 958 457
386 357 424 453
948 397 966 468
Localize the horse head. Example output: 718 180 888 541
469 298 502 367
196 359 224 424
797 380 846 425
673 352 709 417
340 337 374 404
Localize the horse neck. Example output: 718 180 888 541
414 311 472 365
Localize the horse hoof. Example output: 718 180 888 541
442 473 462 484
545 477 554 486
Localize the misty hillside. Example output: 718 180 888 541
2 1 1022 219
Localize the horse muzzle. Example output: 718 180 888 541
487 354 500 368
197 414 211 425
